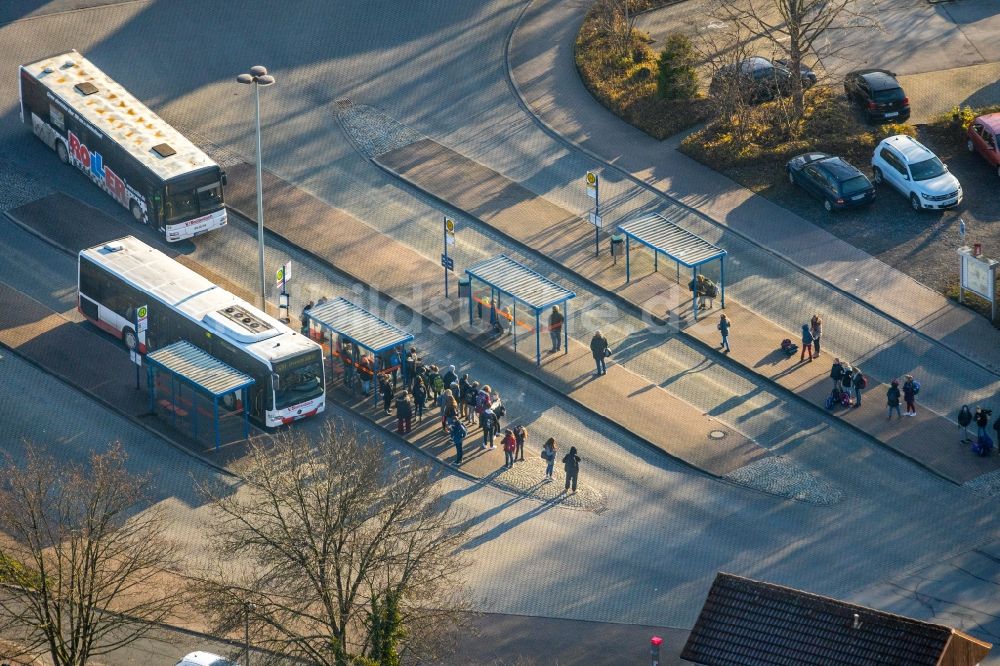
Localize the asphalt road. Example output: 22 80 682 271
2 0 1000 661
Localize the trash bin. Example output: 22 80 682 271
458 277 471 298
610 233 625 261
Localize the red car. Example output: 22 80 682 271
967 113 1000 177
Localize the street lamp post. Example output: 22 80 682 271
237 65 275 310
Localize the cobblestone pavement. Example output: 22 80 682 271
2 0 1000 652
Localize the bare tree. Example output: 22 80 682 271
715 0 880 115
593 0 640 57
0 442 184 666
197 421 474 666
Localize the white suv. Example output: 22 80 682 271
871 135 962 210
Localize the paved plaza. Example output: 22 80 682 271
1 0 1000 663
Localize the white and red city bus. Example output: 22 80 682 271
78 236 325 427
20 50 227 242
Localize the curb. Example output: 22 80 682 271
0 212 239 479
371 155 962 487
223 202 729 486
502 0 1000 381
3 206 483 487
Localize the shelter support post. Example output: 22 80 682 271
467 275 474 326
654 249 658 273
625 237 631 283
563 300 569 355
720 256 726 309
242 388 250 440
535 312 541 366
692 266 699 321
213 399 220 452
512 301 517 353
147 366 156 413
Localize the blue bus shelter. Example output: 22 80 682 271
465 255 576 365
618 213 728 320
305 296 414 405
146 340 255 451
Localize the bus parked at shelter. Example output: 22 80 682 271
19 50 228 242
77 236 325 428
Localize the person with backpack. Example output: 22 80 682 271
459 375 473 422
975 407 990 439
810 314 823 357
958 405 974 442
800 324 814 362
426 365 443 404
502 429 517 468
830 358 845 391
476 385 493 422
590 331 610 376
464 380 480 424
513 424 528 462
902 375 918 416
439 389 458 434
851 367 867 408
717 314 731 354
563 446 582 493
542 438 557 480
412 376 427 422
480 407 497 449
973 408 994 456
449 418 468 465
886 380 902 420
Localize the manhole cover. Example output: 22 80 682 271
708 430 727 440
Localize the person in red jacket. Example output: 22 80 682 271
502 429 516 468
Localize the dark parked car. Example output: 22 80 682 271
844 69 910 122
710 57 815 104
786 152 875 211
774 59 818 88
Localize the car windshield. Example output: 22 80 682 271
873 88 904 103
909 157 946 181
272 350 324 410
840 176 870 194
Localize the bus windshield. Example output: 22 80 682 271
164 172 224 224
272 349 324 410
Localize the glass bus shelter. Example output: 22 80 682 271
465 254 576 365
146 340 254 451
304 296 414 406
618 213 728 321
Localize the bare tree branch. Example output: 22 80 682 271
0 441 185 666
196 421 474 666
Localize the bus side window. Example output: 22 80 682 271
79 261 103 301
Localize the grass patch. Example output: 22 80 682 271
678 87 917 192
574 2 712 140
943 280 1000 327
0 550 43 589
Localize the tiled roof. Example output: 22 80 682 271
681 573 991 666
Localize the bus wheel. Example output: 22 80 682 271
130 201 145 224
122 327 138 352
56 141 69 164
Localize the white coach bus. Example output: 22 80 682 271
78 236 325 427
20 50 228 242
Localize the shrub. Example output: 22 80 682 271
656 34 698 100
634 66 652 81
